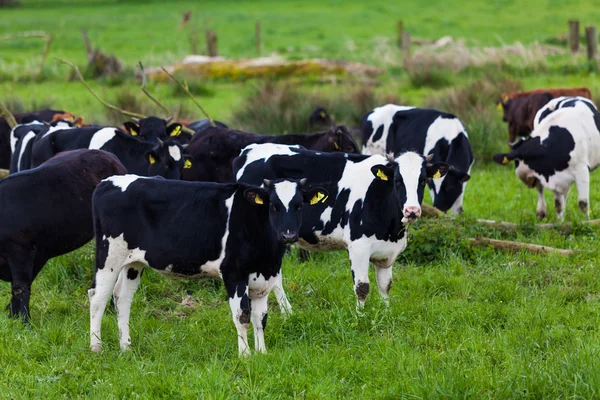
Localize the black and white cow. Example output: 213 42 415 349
361 104 474 214
494 102 600 220
30 126 192 179
234 143 448 309
89 175 327 356
534 96 599 130
0 149 127 321
10 120 77 173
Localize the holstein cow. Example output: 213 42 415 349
494 103 600 220
89 175 327 355
183 125 359 182
361 104 473 214
122 116 189 145
10 120 78 173
234 143 448 309
0 149 126 321
30 126 192 179
0 109 73 169
534 96 599 130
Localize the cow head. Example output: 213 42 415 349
243 178 328 244
326 125 360 153
124 116 185 143
145 139 193 180
308 106 332 130
371 152 449 223
493 137 545 188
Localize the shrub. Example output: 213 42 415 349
406 65 454 89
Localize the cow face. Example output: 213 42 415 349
327 126 360 153
371 152 449 223
308 106 332 130
145 140 193 180
244 179 328 244
494 137 545 188
428 166 470 214
124 116 183 143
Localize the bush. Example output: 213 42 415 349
406 65 454 89
425 76 523 163
2 95 54 114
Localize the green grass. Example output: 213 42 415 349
3 0 600 397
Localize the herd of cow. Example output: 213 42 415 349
0 85 598 356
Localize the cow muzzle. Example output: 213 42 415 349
281 231 298 244
402 206 421 223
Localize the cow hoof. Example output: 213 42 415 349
90 344 102 353
120 343 131 352
536 211 546 220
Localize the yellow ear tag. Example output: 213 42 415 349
376 169 388 181
148 154 156 164
502 94 509 102
496 103 503 110
433 170 441 179
254 194 264 205
333 142 340 150
502 156 509 165
184 159 192 169
320 111 327 119
310 192 327 205
170 125 181 137
129 128 138 136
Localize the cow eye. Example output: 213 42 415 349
270 204 278 212
297 204 303 211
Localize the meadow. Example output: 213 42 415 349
2 0 600 398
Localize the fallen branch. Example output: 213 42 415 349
0 169 9 179
0 101 17 129
422 203 444 218
160 66 214 127
468 237 579 255
476 218 600 234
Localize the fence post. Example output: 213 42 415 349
402 30 411 68
206 30 218 57
568 20 580 53
586 26 598 60
397 20 404 48
256 21 262 55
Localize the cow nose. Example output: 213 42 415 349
404 206 421 218
281 232 298 243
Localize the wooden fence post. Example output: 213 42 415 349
397 20 404 48
568 20 580 53
586 26 598 60
206 30 218 57
256 21 262 55
402 30 411 68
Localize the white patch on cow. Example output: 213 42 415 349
236 143 301 180
248 273 278 299
40 121 72 139
201 194 235 278
423 116 466 156
273 181 297 211
104 174 146 192
432 174 446 195
320 206 333 225
10 120 42 153
337 154 386 213
168 145 181 161
396 152 425 211
534 96 598 129
16 131 36 172
363 104 415 155
89 128 117 150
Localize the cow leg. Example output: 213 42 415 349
348 247 371 312
375 262 394 306
575 168 590 217
7 248 35 322
89 264 124 353
115 264 143 351
250 294 269 354
553 190 567 222
225 280 251 357
272 272 292 317
535 182 547 220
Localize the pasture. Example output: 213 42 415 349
2 0 600 398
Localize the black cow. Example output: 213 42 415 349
89 175 327 356
122 116 187 143
183 125 359 182
307 106 333 131
234 143 448 309
0 149 127 321
0 109 66 169
30 126 192 179
186 118 229 135
361 104 474 214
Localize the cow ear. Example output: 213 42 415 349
183 155 193 169
453 169 471 183
166 123 182 137
73 116 85 127
145 150 158 165
303 187 329 206
124 122 140 136
244 187 269 206
371 164 394 182
493 153 513 165
426 163 449 180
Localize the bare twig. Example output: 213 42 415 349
81 29 93 60
160 66 215 127
476 218 600 235
38 34 53 79
468 237 578 255
0 101 17 129
55 57 145 119
422 203 444 218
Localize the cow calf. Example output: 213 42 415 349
0 149 126 321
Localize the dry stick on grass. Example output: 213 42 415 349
0 31 53 78
468 237 579 255
476 218 600 235
421 203 444 217
160 67 215 127
55 58 145 119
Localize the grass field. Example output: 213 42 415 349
2 0 600 398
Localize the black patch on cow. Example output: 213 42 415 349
517 126 575 181
356 282 370 301
126 268 139 280
351 270 355 283
371 125 384 143
261 313 268 330
96 237 109 270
